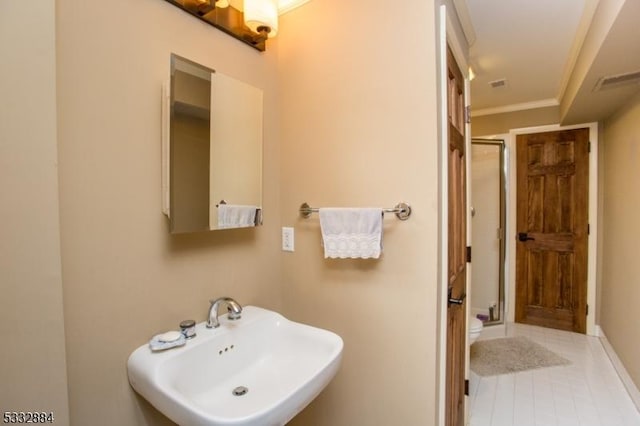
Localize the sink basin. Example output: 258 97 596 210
127 306 343 426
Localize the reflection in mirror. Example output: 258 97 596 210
171 56 212 233
164 54 263 233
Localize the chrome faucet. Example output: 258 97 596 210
206 297 242 328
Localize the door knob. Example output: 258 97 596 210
449 295 466 305
448 288 466 306
518 232 535 242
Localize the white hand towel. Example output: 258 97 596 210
318 208 383 259
217 204 258 229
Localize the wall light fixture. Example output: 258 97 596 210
162 0 307 51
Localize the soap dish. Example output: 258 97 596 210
149 333 187 352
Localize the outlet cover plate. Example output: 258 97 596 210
282 227 294 252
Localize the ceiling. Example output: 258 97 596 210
459 0 640 124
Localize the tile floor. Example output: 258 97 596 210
468 323 640 426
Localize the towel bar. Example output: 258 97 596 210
299 202 412 221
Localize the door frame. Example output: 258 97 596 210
507 123 599 336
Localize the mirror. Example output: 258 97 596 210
163 54 263 233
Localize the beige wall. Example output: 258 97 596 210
600 90 640 389
55 0 281 424
5 0 444 424
0 2 70 423
278 1 441 424
471 105 560 136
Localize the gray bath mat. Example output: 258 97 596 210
470 336 571 376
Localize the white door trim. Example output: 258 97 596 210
437 5 449 426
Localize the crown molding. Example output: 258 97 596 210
471 98 559 117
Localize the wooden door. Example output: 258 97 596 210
515 128 589 333
446 46 466 426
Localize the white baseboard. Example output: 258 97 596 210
598 328 640 412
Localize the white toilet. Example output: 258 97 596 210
469 317 484 345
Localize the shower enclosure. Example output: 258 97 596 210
470 139 506 325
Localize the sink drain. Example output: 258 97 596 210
232 386 248 396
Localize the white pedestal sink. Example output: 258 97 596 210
127 306 343 426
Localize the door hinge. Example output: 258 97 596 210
464 106 472 124
588 223 590 235
588 141 592 153
586 304 589 316
466 246 472 263
464 379 469 396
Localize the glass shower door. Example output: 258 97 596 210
471 139 506 325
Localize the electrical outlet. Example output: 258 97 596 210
282 227 294 252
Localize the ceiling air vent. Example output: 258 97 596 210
489 78 508 89
593 70 640 92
